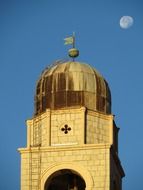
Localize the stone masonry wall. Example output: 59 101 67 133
86 111 113 144
20 107 114 190
19 145 110 190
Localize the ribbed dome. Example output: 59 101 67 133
34 61 111 115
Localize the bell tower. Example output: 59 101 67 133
18 44 125 190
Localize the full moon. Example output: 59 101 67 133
120 16 134 29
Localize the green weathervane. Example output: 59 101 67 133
64 32 79 59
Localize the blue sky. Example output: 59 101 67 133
0 0 143 189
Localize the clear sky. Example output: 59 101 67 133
0 0 143 189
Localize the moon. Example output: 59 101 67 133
120 16 134 29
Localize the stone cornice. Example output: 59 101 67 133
18 143 111 154
87 109 113 120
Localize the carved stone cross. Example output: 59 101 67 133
61 124 71 134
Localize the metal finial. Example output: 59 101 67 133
64 32 79 60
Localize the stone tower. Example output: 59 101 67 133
18 60 125 190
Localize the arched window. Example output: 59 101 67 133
44 169 86 190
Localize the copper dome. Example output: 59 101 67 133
34 61 111 115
